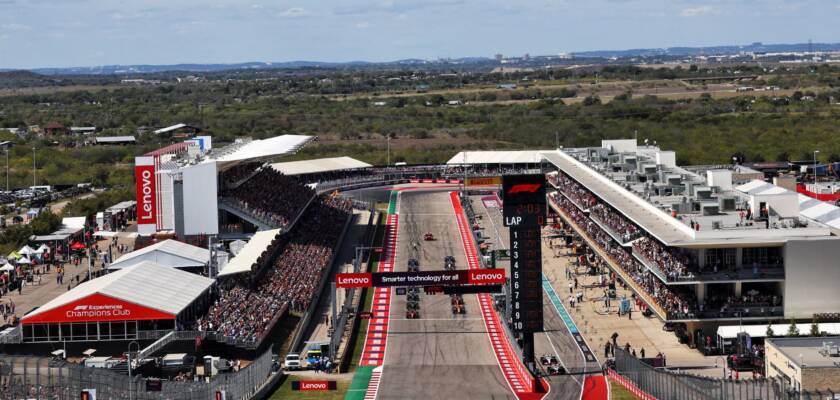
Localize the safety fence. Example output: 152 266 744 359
612 348 836 400
0 349 276 400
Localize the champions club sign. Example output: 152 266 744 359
22 293 174 325
336 269 506 288
134 156 157 235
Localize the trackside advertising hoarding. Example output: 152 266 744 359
135 156 157 235
335 269 505 288
291 381 337 391
21 293 175 324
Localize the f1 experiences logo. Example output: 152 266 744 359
506 183 542 194
66 304 131 318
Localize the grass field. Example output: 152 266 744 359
609 378 641 400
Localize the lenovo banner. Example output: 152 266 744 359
135 156 157 235
292 381 337 391
335 273 373 288
467 269 506 284
373 270 466 287
337 269 506 288
22 293 174 324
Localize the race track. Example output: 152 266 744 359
377 189 516 399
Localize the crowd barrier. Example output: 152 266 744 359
612 348 834 400
0 349 276 400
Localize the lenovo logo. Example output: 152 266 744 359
336 273 373 288
140 170 153 219
135 159 157 227
507 183 542 194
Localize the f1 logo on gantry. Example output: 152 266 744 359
506 183 542 194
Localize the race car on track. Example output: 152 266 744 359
424 233 436 241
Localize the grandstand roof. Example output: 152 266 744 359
22 261 215 323
212 135 314 164
446 150 554 165
270 156 371 176
109 239 210 270
218 229 281 277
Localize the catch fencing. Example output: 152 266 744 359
0 349 275 400
612 348 836 400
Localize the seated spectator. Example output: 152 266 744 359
197 195 352 344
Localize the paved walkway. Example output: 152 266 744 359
1 226 138 325
540 233 718 370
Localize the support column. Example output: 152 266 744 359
696 283 707 305
734 282 742 297
735 248 743 269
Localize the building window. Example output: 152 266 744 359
705 248 736 269
742 247 782 267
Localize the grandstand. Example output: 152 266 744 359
543 140 840 335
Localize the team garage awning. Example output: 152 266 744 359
22 261 214 325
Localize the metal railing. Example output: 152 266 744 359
612 348 835 400
0 349 276 400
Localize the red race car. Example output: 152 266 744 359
424 233 436 241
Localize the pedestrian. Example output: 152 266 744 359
574 277 579 289
568 281 573 294
624 343 631 353
640 348 645 358
628 307 632 320
604 342 611 359
632 349 637 357
611 332 618 346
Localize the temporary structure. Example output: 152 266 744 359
19 245 36 255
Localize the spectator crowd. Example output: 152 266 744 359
222 168 315 228
197 195 352 344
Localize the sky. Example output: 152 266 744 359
1 0 839 69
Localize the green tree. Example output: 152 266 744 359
787 319 800 337
810 317 820 336
582 95 601 106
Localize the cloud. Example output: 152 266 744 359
1 23 30 32
680 5 714 17
355 21 370 29
278 7 307 18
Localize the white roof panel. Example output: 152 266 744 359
153 123 188 134
23 261 215 320
736 180 840 231
446 150 554 165
218 229 281 277
271 156 372 176
212 135 313 164
110 239 209 270
61 217 86 231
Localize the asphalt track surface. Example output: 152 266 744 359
377 189 516 399
470 195 595 400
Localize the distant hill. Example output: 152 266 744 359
4 41 840 76
571 42 840 58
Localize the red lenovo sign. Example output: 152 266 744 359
467 269 507 284
22 293 175 325
292 381 337 391
135 156 157 229
336 273 373 288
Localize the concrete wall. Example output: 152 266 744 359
802 367 840 392
765 340 800 389
182 161 219 235
784 239 840 318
